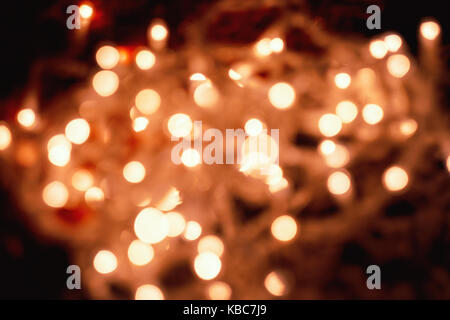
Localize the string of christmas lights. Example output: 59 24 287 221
0 1 448 299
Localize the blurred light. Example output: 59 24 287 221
362 104 384 125
336 101 358 123
383 166 409 191
156 187 182 212
271 215 297 242
207 281 232 300
264 271 286 296
270 38 284 53
384 34 402 52
327 171 351 195
265 164 283 186
135 89 161 115
399 119 418 136
244 118 263 136
334 73 351 89
93 250 117 274
123 161 146 183
324 144 350 168
268 177 288 193
190 73 206 81
92 70 119 97
42 181 69 208
132 117 149 132
168 113 193 138
96 46 120 69
65 118 90 144
135 284 164 300
167 211 186 237
420 21 440 40
17 108 35 128
268 82 295 109
193 82 219 108
194 252 222 280
79 4 93 19
0 124 12 150
128 240 154 266
48 134 71 167
318 114 342 137
198 235 224 257
135 50 156 70
150 24 168 41
72 169 93 191
181 148 201 167
228 69 242 81
134 208 169 244
184 221 202 240
387 54 410 78
369 40 388 59
85 186 104 203
254 38 272 56
446 156 450 172
319 140 336 155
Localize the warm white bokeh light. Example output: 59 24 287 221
270 38 284 53
42 181 69 208
399 119 418 136
369 40 388 59
184 221 202 240
194 252 222 280
132 117 149 132
254 38 272 57
324 144 350 168
84 186 104 204
167 211 186 237
135 50 156 70
135 89 161 115
383 166 409 191
128 240 154 266
384 34 402 52
150 24 168 41
265 271 287 296
268 82 295 109
134 208 169 244
318 114 342 137
319 140 336 155
79 4 93 19
387 54 410 78
197 235 224 257
17 108 36 128
336 101 358 123
0 124 12 150
207 281 232 300
181 148 201 168
72 169 93 191
168 113 193 138
96 45 120 69
362 104 384 125
271 215 297 242
65 118 90 144
123 161 146 183
334 73 351 89
193 82 219 108
420 21 440 40
327 171 351 195
244 118 264 136
47 134 72 167
190 73 206 81
93 250 117 274
92 70 119 96
135 284 164 300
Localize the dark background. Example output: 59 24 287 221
0 0 448 299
